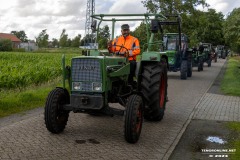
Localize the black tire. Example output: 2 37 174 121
207 59 211 67
215 56 217 62
141 62 167 121
222 52 226 59
187 60 192 77
45 88 70 133
124 94 143 143
180 60 187 80
199 58 204 71
197 61 201 72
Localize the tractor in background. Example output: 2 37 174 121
201 43 212 67
216 45 226 59
162 33 193 79
192 47 204 71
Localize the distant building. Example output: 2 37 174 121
0 33 21 48
20 41 38 51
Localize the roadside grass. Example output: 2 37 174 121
0 78 62 118
221 56 240 96
227 122 240 160
222 56 240 160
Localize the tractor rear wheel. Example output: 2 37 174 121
45 88 70 133
187 60 192 77
207 59 212 67
141 62 167 121
180 60 187 79
198 62 201 72
124 94 143 143
222 52 226 59
199 58 204 71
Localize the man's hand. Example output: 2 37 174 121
117 51 129 57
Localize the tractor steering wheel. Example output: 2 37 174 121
112 44 129 57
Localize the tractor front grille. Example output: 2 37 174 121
71 59 102 91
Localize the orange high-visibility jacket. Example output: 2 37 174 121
110 35 140 61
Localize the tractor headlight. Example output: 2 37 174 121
72 82 81 90
92 82 102 91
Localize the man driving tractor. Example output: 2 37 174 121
107 24 140 85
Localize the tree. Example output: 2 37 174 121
59 29 68 47
182 9 224 46
67 38 72 47
98 25 110 49
131 22 148 50
140 0 225 47
71 34 81 47
35 29 49 48
0 39 13 51
224 8 240 52
11 30 28 42
52 38 59 48
141 0 208 15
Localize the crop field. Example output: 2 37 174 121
0 52 79 90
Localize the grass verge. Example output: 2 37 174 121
227 122 240 160
221 56 240 96
222 56 240 160
0 78 63 118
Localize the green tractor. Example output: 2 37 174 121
44 13 170 144
157 15 192 79
162 32 193 79
192 48 204 71
202 43 212 67
216 45 226 59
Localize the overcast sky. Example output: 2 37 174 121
0 0 239 41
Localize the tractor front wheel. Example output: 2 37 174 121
124 94 143 143
141 62 167 121
45 88 70 133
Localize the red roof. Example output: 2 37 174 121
0 33 21 42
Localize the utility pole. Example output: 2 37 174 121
84 0 95 46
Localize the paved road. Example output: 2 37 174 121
0 59 226 160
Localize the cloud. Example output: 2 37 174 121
0 0 87 40
0 0 239 41
109 0 146 14
198 0 240 16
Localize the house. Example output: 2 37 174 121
0 33 21 48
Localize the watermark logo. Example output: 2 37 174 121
201 149 236 158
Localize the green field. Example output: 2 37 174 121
0 52 79 90
0 51 79 117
